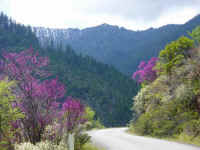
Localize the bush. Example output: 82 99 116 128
189 26 200 45
133 99 199 138
82 143 102 150
158 36 194 75
183 119 200 137
83 107 104 130
133 113 153 135
175 133 200 146
75 132 91 150
131 27 200 145
0 80 24 150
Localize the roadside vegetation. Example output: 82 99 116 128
130 26 200 146
0 49 103 150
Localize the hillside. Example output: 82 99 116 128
33 15 200 74
0 13 138 127
0 13 39 50
130 27 200 145
42 46 139 126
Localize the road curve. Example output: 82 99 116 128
88 128 200 150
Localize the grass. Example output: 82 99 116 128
165 133 200 147
128 126 200 147
82 143 105 150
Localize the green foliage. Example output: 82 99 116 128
84 107 95 122
133 101 199 137
183 119 200 137
133 75 169 116
133 113 153 135
44 47 138 127
0 80 24 150
132 65 200 138
84 107 104 130
131 28 200 145
0 12 139 127
189 26 200 45
82 143 103 150
75 133 91 150
175 133 200 146
0 13 39 51
158 36 194 75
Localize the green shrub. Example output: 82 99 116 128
189 26 200 45
131 26 200 145
133 113 153 135
133 98 199 137
175 133 200 146
83 107 104 130
158 36 194 75
183 119 200 137
75 132 91 150
0 80 24 150
82 143 102 150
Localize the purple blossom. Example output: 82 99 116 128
0 48 66 144
132 57 158 83
59 97 86 132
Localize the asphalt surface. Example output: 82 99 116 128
88 128 200 150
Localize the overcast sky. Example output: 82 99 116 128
1 0 200 30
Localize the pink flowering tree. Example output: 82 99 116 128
132 57 158 84
59 97 85 133
0 48 66 144
58 97 86 150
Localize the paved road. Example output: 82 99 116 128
88 128 200 150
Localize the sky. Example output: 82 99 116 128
1 0 200 30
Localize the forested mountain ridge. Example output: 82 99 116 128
33 15 200 74
0 13 39 50
0 13 138 127
42 46 139 126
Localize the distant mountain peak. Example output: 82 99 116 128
96 23 120 29
34 15 200 74
184 14 200 25
100 23 110 26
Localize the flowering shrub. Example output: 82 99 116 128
132 57 158 83
0 48 91 150
0 48 66 144
59 97 86 133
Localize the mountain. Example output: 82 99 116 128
43 46 139 127
33 15 200 75
0 13 138 127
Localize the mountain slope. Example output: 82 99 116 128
0 13 39 50
43 47 138 126
33 15 200 74
0 13 138 127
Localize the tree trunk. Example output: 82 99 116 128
67 133 75 150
